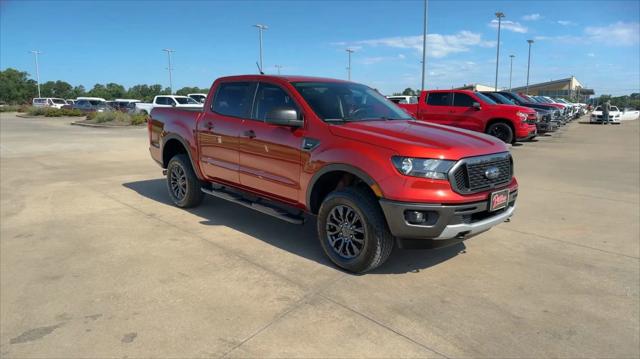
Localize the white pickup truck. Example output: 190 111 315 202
135 95 203 114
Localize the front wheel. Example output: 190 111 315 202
317 187 394 273
486 122 514 144
166 154 203 208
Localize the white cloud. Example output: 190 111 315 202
535 22 639 46
585 22 640 46
349 30 495 58
522 13 541 21
557 20 576 26
587 52 595 57
489 19 528 33
359 54 407 65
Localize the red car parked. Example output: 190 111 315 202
397 90 537 143
148 75 518 272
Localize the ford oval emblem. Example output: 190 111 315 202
484 167 500 180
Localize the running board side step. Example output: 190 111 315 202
201 187 305 225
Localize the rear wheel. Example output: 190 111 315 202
166 154 203 208
486 122 514 143
317 187 394 273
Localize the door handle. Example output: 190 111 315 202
243 130 256 139
205 121 214 130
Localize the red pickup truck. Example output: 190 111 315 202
397 90 537 143
148 75 518 272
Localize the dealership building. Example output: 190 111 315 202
455 76 594 102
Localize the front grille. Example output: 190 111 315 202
450 153 512 194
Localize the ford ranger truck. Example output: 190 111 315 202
397 90 537 143
148 75 518 273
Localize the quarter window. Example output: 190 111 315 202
212 82 256 118
426 92 452 106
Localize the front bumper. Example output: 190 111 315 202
379 189 517 249
517 126 537 140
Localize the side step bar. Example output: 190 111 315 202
201 187 305 225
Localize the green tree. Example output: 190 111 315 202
0 68 38 104
40 80 73 99
401 88 416 96
105 83 126 99
176 86 209 96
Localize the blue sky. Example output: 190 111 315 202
1 0 639 96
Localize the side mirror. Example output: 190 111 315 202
472 102 481 110
171 103 177 107
265 107 303 127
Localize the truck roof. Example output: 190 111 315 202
217 74 349 83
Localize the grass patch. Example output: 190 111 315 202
0 105 31 113
26 107 84 117
85 111 148 126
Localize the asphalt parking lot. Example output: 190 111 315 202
1 113 638 358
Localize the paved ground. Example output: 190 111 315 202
1 113 638 358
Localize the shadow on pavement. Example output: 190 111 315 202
123 178 464 274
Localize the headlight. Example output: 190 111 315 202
516 111 528 122
391 157 455 179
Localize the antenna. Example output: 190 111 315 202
256 61 264 75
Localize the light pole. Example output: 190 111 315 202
162 49 175 94
494 12 505 91
346 48 355 80
420 0 429 91
526 39 534 94
509 54 515 91
274 65 283 75
253 24 268 72
29 50 42 98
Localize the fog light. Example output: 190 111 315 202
405 210 426 224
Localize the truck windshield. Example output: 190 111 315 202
176 97 200 105
474 92 498 105
511 93 532 103
489 93 515 104
291 82 412 122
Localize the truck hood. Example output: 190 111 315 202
328 120 507 160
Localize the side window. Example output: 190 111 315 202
253 83 297 121
166 97 176 105
155 97 167 105
426 92 451 106
212 82 256 118
453 93 475 107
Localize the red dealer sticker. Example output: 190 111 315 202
489 189 510 212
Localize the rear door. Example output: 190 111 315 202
450 92 484 131
421 92 453 126
197 81 256 185
238 81 303 203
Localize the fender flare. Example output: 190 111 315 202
161 133 201 178
305 163 378 211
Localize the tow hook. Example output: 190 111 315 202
162 169 167 176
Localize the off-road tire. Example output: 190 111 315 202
166 154 203 208
317 186 394 273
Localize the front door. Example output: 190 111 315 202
197 82 256 185
450 92 483 132
238 82 303 203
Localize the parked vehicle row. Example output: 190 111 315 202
31 94 207 115
134 95 203 115
148 75 519 273
385 89 591 144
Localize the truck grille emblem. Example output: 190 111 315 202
484 167 500 180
